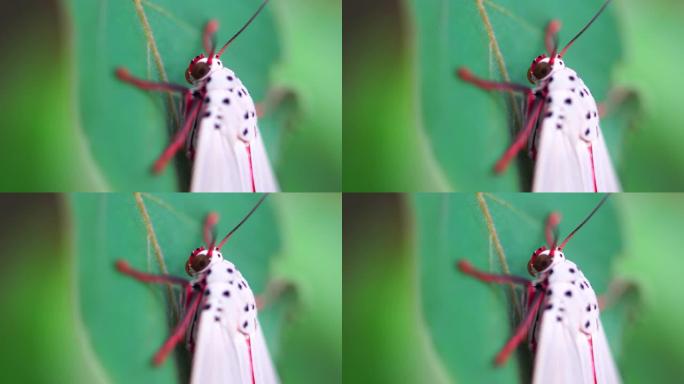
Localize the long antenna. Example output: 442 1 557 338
216 0 269 58
559 194 610 250
217 194 268 249
559 0 612 58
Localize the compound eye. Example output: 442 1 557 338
532 252 553 273
190 62 210 80
189 252 211 274
533 61 551 81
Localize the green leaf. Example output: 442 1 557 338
67 0 280 191
410 0 624 191
71 193 281 383
414 193 624 383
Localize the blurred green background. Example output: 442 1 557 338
344 193 684 383
0 193 341 383
0 0 341 191
344 0 684 191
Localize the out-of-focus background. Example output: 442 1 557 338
0 193 341 383
344 193 684 383
344 0 684 191
0 0 341 191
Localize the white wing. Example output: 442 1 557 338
251 320 280 384
533 310 593 384
250 130 279 192
190 311 244 384
532 115 592 192
593 320 622 384
592 132 621 192
190 119 248 192
190 313 279 384
532 72 621 192
532 266 621 384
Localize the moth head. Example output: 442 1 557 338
527 55 564 84
527 246 564 276
186 246 223 276
185 54 223 84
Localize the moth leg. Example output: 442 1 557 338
116 68 200 173
457 260 531 286
202 212 220 246
153 288 204 365
115 68 188 94
545 212 562 248
545 20 562 57
255 87 296 118
597 278 638 311
116 260 190 287
255 280 295 310
203 20 219 55
457 68 531 94
456 68 544 173
494 97 545 173
494 290 545 365
152 99 202 173
597 87 639 118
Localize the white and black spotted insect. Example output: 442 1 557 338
116 195 279 384
458 195 621 384
117 0 278 192
458 0 620 192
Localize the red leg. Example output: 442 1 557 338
204 20 219 62
153 287 204 365
545 20 561 59
494 290 544 365
116 260 190 287
494 97 545 173
116 68 188 94
204 212 219 246
457 68 532 95
545 212 561 248
457 260 531 286
152 99 202 173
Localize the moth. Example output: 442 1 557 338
116 0 279 192
458 0 620 192
116 195 279 383
457 195 621 383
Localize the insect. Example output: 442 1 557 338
116 195 279 383
457 0 620 192
457 195 621 383
116 0 279 192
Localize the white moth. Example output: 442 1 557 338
187 56 279 192
116 195 279 384
458 0 620 192
117 0 278 192
458 195 621 384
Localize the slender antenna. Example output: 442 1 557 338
217 194 268 249
559 195 610 250
559 0 612 58
216 0 269 58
